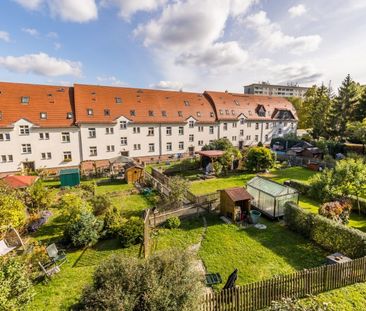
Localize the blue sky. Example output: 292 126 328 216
0 0 366 92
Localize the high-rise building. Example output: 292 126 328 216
244 82 309 98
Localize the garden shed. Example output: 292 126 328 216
124 163 143 184
196 150 225 173
246 176 298 218
220 187 253 223
59 168 80 187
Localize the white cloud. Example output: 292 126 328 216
101 0 167 21
0 53 82 77
22 28 39 37
0 31 10 42
288 4 307 17
271 62 322 85
246 10 321 54
48 0 98 23
149 80 184 90
47 31 58 38
96 76 127 86
13 0 43 10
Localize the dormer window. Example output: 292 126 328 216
197 112 201 117
231 110 235 115
115 97 122 104
149 110 154 117
225 110 229 115
256 105 266 117
40 112 47 119
184 100 190 106
66 112 73 119
104 109 110 116
210 112 214 117
178 111 183 117
130 110 136 116
189 121 194 128
234 100 240 106
162 111 167 117
87 108 94 116
21 96 30 104
219 109 223 115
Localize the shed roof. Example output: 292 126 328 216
59 168 79 175
196 150 225 158
247 176 297 197
223 187 254 202
1 175 38 188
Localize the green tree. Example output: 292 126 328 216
58 192 92 221
25 180 55 213
220 147 242 174
88 194 112 216
202 138 233 151
118 217 144 247
353 88 366 121
168 176 189 209
78 249 203 311
287 96 308 129
0 256 34 310
347 119 366 153
0 193 27 232
245 147 275 172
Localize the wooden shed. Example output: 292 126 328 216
220 187 253 223
124 163 143 184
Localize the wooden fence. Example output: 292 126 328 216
144 170 171 197
201 256 366 311
143 209 151 258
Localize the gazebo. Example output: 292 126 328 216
196 150 225 174
246 176 298 218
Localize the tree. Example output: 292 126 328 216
25 180 56 213
287 96 308 129
89 194 112 216
202 138 233 151
319 200 352 225
0 256 34 310
353 88 366 121
220 147 242 174
0 193 27 232
58 192 92 221
347 119 366 153
78 249 204 311
118 217 144 247
245 147 275 172
168 176 189 209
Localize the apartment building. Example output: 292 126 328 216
0 82 298 174
244 82 309 98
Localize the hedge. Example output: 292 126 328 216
285 202 366 258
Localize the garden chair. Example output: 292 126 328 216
46 243 68 266
0 227 25 256
38 261 60 279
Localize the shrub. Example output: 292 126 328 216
80 182 96 196
22 240 49 278
89 194 112 216
245 146 275 172
0 256 34 310
319 200 352 225
64 211 103 247
118 217 144 247
103 206 124 237
285 202 366 258
168 176 189 209
0 194 27 233
166 216 181 229
267 297 332 311
58 192 92 221
213 161 223 176
78 249 203 311
25 180 56 213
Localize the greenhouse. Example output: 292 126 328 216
246 176 299 218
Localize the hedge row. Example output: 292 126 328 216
284 202 366 258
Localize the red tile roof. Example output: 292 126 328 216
0 82 75 128
73 84 216 124
1 175 38 189
204 91 298 121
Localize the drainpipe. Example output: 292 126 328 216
159 124 162 158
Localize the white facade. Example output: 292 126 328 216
244 83 308 98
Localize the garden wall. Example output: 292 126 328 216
285 202 366 258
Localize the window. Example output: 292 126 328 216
291 122 294 129
189 134 194 142
246 135 251 140
148 110 154 117
8 155 13 162
232 136 237 141
66 112 73 119
106 145 115 152
234 100 240 106
284 122 288 127
41 152 52 160
179 127 184 135
40 112 47 119
87 108 93 116
19 125 30 135
255 135 259 142
134 144 141 150
265 134 269 141
130 110 136 116
1 155 6 163
255 123 259 130
63 151 72 161
133 127 140 134
209 126 214 134
233 122 237 128
88 128 96 138
148 127 154 136
240 118 245 125
219 109 223 115
39 132 49 140
225 110 229 115
265 123 269 130
198 140 204 146
247 123 251 128
21 144 31 154
0 155 12 163
62 132 70 142
223 123 228 131
278 128 282 135
21 96 30 104
179 141 184 150
162 111 167 117
149 143 155 152
184 100 190 106
121 137 127 145
104 109 110 116
231 110 235 115
166 142 172 151
189 121 194 128
120 121 127 129
210 112 214 118
166 127 172 135
198 126 203 132
240 130 244 136
90 146 97 156
115 97 122 104
105 127 114 135
197 112 201 117
0 133 10 141
178 111 183 117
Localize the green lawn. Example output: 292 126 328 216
199 215 326 288
263 166 318 184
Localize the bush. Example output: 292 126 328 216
80 182 96 196
285 203 366 258
0 194 27 233
118 217 144 247
0 256 34 310
64 211 103 247
25 180 56 213
58 192 92 221
166 216 181 229
245 146 275 172
213 161 223 176
78 249 203 311
103 206 123 237
89 194 112 216
319 200 352 225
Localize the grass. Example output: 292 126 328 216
263 166 317 184
199 215 326 288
